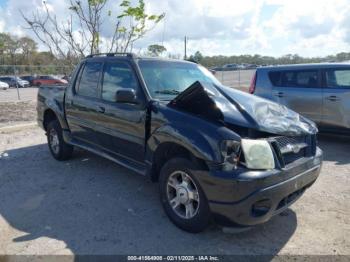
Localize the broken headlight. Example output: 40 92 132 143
220 140 241 170
241 139 275 170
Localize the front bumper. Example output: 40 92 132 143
198 147 322 227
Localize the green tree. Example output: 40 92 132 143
189 51 203 63
147 44 167 56
17 37 38 64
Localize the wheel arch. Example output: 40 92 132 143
42 106 68 131
146 124 223 182
148 141 210 182
43 109 58 131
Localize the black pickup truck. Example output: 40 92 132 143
37 53 323 233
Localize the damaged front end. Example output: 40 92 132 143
169 81 318 137
168 81 319 170
165 81 322 228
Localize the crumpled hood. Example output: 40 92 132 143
169 81 318 136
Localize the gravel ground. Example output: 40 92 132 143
0 88 38 128
0 127 349 256
0 87 38 102
0 101 37 128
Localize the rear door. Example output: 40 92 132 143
65 61 104 146
271 69 323 124
321 67 350 130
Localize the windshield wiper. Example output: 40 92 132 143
155 89 181 95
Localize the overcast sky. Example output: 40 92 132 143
0 0 350 57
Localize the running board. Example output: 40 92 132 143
65 134 147 176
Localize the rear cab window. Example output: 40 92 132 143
76 62 103 98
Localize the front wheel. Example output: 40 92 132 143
47 120 73 161
159 158 211 233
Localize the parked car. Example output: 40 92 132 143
37 53 322 233
222 63 239 71
250 63 350 135
33 75 68 86
21 75 37 86
0 76 29 88
245 64 258 69
0 81 9 90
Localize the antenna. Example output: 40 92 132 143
161 17 166 46
184 36 188 60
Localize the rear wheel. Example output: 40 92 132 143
159 158 210 233
47 120 73 161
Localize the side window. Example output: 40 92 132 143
278 70 318 88
295 71 318 87
269 71 281 86
77 62 103 98
326 69 350 88
101 62 139 102
280 71 295 87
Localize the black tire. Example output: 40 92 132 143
47 120 73 161
159 157 211 233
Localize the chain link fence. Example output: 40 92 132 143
0 65 73 76
0 65 73 101
0 64 255 101
214 69 256 92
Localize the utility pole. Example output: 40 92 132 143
184 36 187 60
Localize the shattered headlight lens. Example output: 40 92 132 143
220 140 241 170
241 139 275 170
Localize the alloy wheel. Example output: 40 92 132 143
166 171 200 219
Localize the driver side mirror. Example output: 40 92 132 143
115 89 138 104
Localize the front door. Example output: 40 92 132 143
95 60 146 163
322 68 350 131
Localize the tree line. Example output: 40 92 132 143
0 33 58 66
189 51 350 68
2 32 350 69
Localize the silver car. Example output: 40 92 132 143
0 76 29 88
250 63 350 135
0 81 9 90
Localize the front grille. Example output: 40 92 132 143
272 135 316 167
283 150 305 164
274 136 306 149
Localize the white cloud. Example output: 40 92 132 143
0 0 349 57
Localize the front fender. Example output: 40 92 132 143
147 123 221 163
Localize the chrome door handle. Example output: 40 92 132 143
326 96 340 101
